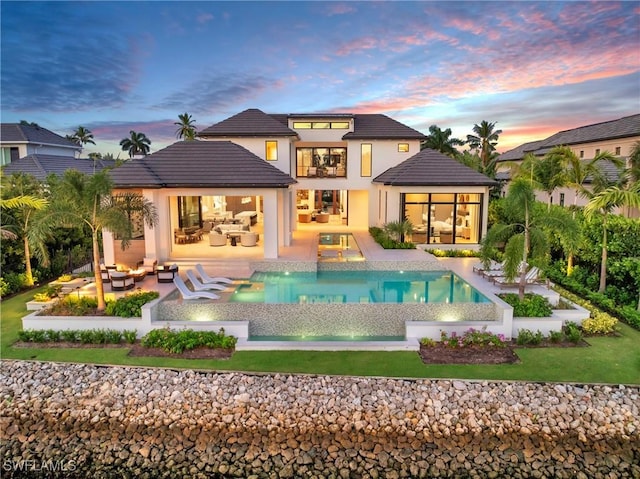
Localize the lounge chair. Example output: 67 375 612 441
473 260 504 274
173 276 219 300
185 269 227 292
195 264 233 284
493 267 542 288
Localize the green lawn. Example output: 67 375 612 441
2 287 639 384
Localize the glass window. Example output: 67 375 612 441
560 193 565 206
265 141 277 161
313 122 330 129
331 122 350 129
398 143 409 152
296 147 347 177
293 122 312 129
401 193 482 245
615 146 621 155
580 151 584 158
361 144 372 177
595 148 600 156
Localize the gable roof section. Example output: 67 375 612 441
342 114 425 140
1 124 80 150
109 140 297 188
373 148 497 187
199 109 426 141
1 155 115 180
198 109 297 137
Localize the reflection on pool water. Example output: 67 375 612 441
230 270 490 304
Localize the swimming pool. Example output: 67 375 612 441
230 270 490 304
318 232 363 261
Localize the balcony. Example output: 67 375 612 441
300 165 346 178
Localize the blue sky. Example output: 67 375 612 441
1 1 638 157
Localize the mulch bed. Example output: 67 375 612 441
127 343 234 360
419 344 521 364
419 339 590 365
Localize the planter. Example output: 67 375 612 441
26 299 58 311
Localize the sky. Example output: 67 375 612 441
1 1 639 158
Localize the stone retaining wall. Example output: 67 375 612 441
1 361 638 478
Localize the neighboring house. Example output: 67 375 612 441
107 108 497 264
497 114 640 210
1 123 115 181
1 153 116 181
1 123 81 165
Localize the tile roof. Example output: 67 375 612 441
497 140 545 162
198 109 297 137
109 140 297 188
498 114 640 162
537 114 640 148
342 114 425 140
1 124 80 149
373 148 498 187
1 154 115 180
198 109 426 140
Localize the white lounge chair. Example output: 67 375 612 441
493 267 542 288
195 264 233 284
473 260 504 274
186 269 227 292
173 276 219 300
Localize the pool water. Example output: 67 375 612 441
318 232 363 261
230 270 490 304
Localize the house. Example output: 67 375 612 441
106 109 497 265
1 123 80 164
1 123 114 181
497 114 640 209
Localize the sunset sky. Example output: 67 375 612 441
1 1 638 157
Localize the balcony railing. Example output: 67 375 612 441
298 166 346 178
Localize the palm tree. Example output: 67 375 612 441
466 121 502 174
480 177 578 299
534 151 567 210
420 125 464 157
0 173 49 286
68 126 96 147
583 181 640 294
119 131 151 158
41 170 158 310
175 113 197 140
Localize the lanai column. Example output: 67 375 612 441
262 190 279 259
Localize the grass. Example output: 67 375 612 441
2 286 639 384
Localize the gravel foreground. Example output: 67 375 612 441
0 360 638 479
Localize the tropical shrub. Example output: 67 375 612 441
499 293 553 317
425 249 479 258
105 291 159 317
40 296 99 316
369 226 416 249
439 328 506 348
17 328 129 344
516 329 544 346
141 327 237 354
564 322 583 344
581 311 618 335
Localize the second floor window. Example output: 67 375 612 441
296 147 346 177
266 141 278 161
361 144 372 177
398 143 409 152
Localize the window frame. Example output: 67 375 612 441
361 144 372 177
398 143 409 153
265 140 278 161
